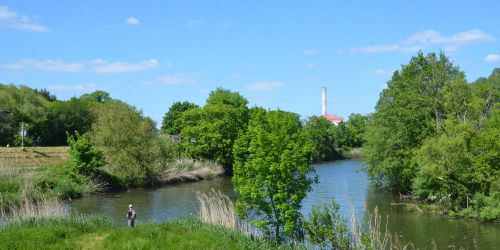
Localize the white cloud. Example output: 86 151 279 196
371 69 391 77
3 60 84 72
246 81 285 91
353 29 495 54
48 84 96 92
2 59 159 73
142 74 197 86
126 17 140 25
186 19 204 27
303 49 319 56
91 59 158 73
485 54 500 62
0 5 50 32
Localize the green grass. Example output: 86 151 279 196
0 217 288 250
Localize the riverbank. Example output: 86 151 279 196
0 216 283 250
0 147 224 210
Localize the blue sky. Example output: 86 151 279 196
1 1 499 125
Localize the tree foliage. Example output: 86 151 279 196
0 84 96 146
67 132 106 176
304 199 350 249
161 101 198 135
232 109 316 241
91 101 165 187
364 52 463 191
177 88 249 170
303 116 341 162
364 52 499 220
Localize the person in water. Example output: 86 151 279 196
127 204 137 227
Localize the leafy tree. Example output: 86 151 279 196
0 108 13 146
91 102 164 187
177 88 249 170
304 199 350 249
34 88 56 102
303 116 340 162
80 90 112 103
67 132 106 175
42 98 93 145
178 105 246 169
232 109 316 242
346 113 368 148
364 52 463 191
161 101 199 135
0 84 51 146
206 87 248 108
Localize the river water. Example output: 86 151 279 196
69 159 499 249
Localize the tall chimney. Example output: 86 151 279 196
322 87 326 116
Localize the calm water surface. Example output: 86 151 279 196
69 160 500 249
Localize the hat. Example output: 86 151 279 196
129 204 133 208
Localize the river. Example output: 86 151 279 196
69 159 500 249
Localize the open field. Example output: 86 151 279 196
0 147 69 168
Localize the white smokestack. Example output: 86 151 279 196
322 87 326 115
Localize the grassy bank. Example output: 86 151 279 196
0 217 284 250
0 146 224 211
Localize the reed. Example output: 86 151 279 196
168 158 224 170
0 184 65 223
349 206 417 250
196 189 257 238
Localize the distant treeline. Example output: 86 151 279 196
0 84 366 184
364 52 499 221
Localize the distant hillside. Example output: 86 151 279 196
0 147 68 168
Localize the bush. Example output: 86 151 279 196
34 166 88 199
67 132 106 175
303 199 350 249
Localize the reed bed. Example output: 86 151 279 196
167 158 224 170
350 206 417 250
196 189 258 238
0 183 66 224
0 197 65 223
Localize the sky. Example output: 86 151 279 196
1 1 500 126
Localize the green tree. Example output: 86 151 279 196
161 101 199 135
0 84 51 146
232 109 316 242
206 87 248 108
42 98 93 145
364 52 463 191
80 90 112 103
177 88 249 170
92 102 163 187
346 113 368 148
303 116 340 162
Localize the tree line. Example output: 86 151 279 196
364 52 499 221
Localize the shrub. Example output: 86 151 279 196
67 132 106 175
303 199 350 249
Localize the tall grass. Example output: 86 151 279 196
166 158 224 171
196 189 259 238
0 196 65 224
